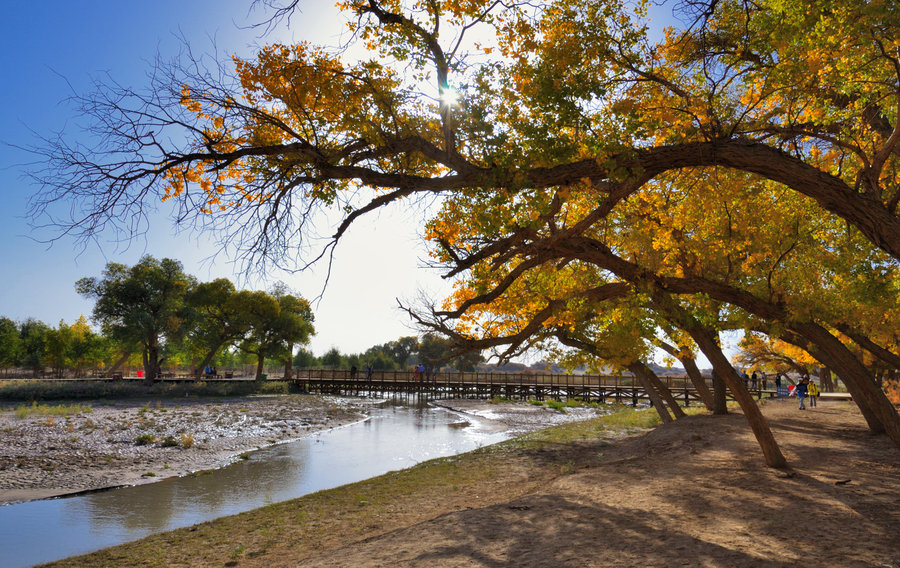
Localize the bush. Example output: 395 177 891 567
134 434 156 446
160 435 180 447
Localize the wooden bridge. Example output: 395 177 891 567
286 369 765 406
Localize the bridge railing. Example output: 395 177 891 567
289 368 702 390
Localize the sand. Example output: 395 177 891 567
302 400 900 568
0 394 368 505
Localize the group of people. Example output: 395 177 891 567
741 370 766 390
793 376 820 410
412 364 434 382
742 368 821 411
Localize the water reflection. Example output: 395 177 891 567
0 403 507 568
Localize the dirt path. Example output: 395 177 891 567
299 400 899 568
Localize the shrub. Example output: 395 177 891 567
134 433 156 446
258 381 290 394
160 435 180 447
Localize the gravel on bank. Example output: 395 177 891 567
0 394 369 505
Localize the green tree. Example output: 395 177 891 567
0 317 22 375
66 316 110 377
185 278 256 376
293 348 319 368
239 289 315 380
19 319 50 377
77 256 195 383
320 347 343 369
45 320 73 378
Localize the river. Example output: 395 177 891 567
0 402 510 568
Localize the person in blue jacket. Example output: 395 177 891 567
796 376 810 410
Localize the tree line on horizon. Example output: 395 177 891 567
1 255 312 382
0 256 487 381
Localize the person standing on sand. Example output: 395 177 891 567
796 376 810 410
807 379 819 408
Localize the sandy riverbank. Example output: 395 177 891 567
301 400 900 568
0 394 369 505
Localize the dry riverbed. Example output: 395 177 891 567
0 394 368 505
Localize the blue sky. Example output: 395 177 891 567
0 1 450 356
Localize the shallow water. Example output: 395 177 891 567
0 403 509 568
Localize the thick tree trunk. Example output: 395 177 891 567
255 354 266 381
794 322 900 448
627 362 673 423
820 367 834 392
141 348 154 385
284 342 294 380
712 370 729 415
689 329 787 468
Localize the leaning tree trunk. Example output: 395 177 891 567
690 329 788 468
108 351 130 374
680 354 715 410
649 292 786 466
794 322 900 449
627 362 673 423
657 340 715 410
632 360 686 419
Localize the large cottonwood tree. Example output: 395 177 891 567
77 256 195 383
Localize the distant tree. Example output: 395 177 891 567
77 256 195 383
293 348 319 368
417 333 484 372
320 347 343 369
185 278 257 376
239 289 314 380
0 317 22 375
386 337 419 368
66 316 109 377
271 283 314 380
45 320 73 378
735 333 819 385
19 319 50 377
